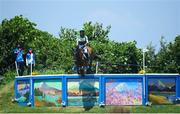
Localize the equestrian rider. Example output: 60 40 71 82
76 30 89 59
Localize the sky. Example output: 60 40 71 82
34 79 62 89
0 0 180 51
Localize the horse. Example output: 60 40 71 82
75 45 93 75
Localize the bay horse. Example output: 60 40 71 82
75 45 93 75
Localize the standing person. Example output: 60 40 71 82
26 48 35 75
13 44 25 76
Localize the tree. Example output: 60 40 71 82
168 35 180 73
154 36 179 73
0 15 38 74
3 16 174 75
145 42 156 73
83 22 111 43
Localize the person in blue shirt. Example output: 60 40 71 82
26 48 35 75
13 44 24 76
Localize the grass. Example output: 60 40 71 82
0 81 180 113
132 105 180 113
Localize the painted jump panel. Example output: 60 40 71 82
14 74 180 107
105 77 143 105
146 74 179 105
14 78 31 106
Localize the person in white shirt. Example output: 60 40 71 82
76 30 89 47
26 48 35 75
75 30 89 58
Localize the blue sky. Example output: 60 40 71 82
0 0 179 51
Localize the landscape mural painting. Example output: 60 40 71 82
148 78 176 104
106 78 142 105
17 80 30 103
34 79 62 107
67 79 99 106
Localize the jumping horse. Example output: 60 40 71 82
75 45 93 75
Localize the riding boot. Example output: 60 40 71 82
83 53 88 60
86 53 90 59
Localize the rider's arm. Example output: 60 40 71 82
85 36 89 45
76 38 79 46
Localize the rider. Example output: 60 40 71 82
76 30 89 59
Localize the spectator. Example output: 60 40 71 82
26 48 35 75
13 44 24 76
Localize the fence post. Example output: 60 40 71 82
62 76 67 107
30 77 34 107
143 74 147 105
99 75 105 107
177 75 180 99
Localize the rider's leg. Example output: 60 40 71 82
82 46 89 59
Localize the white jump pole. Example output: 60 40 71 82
15 61 19 76
96 61 99 74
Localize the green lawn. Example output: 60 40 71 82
0 81 180 113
